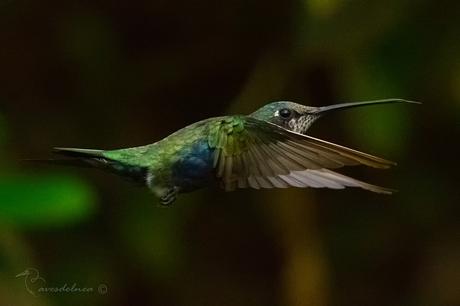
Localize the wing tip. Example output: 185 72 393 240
358 182 397 195
370 186 397 195
373 159 397 169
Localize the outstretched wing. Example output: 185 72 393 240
208 116 394 193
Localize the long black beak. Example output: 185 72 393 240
310 98 420 115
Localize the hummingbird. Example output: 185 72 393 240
53 99 417 206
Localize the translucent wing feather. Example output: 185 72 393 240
208 116 394 194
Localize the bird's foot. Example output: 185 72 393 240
158 187 179 207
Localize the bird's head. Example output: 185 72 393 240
250 99 419 134
16 269 32 278
16 268 38 278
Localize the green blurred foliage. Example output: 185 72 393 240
0 174 95 228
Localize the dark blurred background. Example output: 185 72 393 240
0 0 459 305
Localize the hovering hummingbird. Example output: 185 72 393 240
53 99 417 205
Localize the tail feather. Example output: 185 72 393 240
52 147 114 169
24 148 108 167
53 147 105 158
51 147 147 183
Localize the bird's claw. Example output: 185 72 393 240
159 187 178 207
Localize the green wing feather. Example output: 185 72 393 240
208 116 395 194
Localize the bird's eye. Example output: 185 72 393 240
279 108 292 119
